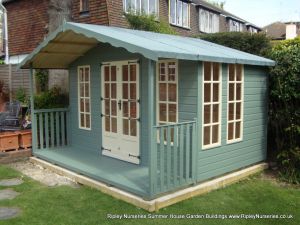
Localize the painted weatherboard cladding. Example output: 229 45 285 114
68 43 150 166
197 64 268 181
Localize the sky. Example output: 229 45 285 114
220 0 300 27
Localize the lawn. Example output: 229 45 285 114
0 164 299 225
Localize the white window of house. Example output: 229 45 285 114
169 0 190 28
78 66 91 130
123 0 158 16
202 62 221 149
80 0 89 12
157 60 178 126
199 8 219 33
227 64 243 143
248 26 258 33
229 19 244 32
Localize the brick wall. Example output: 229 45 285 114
5 0 49 56
72 0 109 25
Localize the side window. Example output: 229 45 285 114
169 0 190 28
202 62 221 149
123 0 158 16
78 66 91 130
227 64 243 142
80 0 89 12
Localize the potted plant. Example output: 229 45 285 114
18 112 32 149
0 131 19 152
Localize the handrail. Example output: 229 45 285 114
33 108 69 113
153 120 196 128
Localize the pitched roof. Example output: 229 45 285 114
19 22 275 69
263 22 286 40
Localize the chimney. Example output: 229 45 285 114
286 23 297 39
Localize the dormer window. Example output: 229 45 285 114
199 8 219 33
169 0 190 28
229 19 244 32
123 0 159 16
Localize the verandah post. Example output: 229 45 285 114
29 63 37 151
148 59 156 198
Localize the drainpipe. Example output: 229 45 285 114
0 0 9 64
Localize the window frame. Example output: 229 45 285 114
80 0 89 12
229 19 244 32
123 0 159 16
226 64 244 144
78 65 92 131
156 59 179 126
199 8 220 33
169 0 190 29
202 62 222 150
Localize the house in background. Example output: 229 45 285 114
19 22 274 201
263 21 300 40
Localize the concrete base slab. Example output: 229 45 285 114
0 189 20 200
29 157 268 212
0 207 21 220
0 179 23 187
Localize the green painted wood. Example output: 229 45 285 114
159 127 164 192
166 126 171 189
34 108 69 113
192 121 197 181
173 125 178 186
186 124 190 181
45 113 49 149
50 112 55 147
55 112 60 146
179 125 184 185
29 65 37 151
39 113 44 150
61 112 66 146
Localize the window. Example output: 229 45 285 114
199 8 219 33
229 19 244 32
169 0 190 28
80 0 89 12
227 64 243 142
248 26 258 33
157 60 178 126
202 62 221 149
78 66 91 130
123 0 158 16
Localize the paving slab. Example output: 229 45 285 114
0 207 21 220
0 178 23 187
0 189 20 200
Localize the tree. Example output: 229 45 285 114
204 0 225 9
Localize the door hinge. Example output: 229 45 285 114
129 154 140 159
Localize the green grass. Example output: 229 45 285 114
0 164 299 225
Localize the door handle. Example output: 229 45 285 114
118 100 122 110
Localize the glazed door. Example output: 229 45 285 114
101 61 140 164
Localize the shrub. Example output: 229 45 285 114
125 13 177 35
35 69 49 92
268 38 300 184
34 87 69 109
198 32 271 57
15 87 29 105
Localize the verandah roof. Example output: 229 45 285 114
19 22 275 69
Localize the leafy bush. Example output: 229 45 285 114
198 32 271 57
34 87 69 109
268 38 300 184
125 13 177 35
15 87 29 105
35 69 49 92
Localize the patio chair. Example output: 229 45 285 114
0 101 21 131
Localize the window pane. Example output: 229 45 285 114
104 83 109 98
111 66 116 81
229 64 235 81
130 83 136 99
204 105 210 124
228 103 234 121
159 83 167 101
177 0 182 26
123 83 128 99
213 83 219 102
80 84 84 98
204 126 210 145
229 83 234 101
168 104 176 122
213 63 219 81
130 119 137 136
236 64 242 81
141 0 148 14
159 103 167 122
159 63 166 81
204 83 211 102
130 102 137 118
111 83 116 99
228 122 234 140
80 114 85 127
123 65 128 81
105 100 110 115
84 68 89 82
84 83 89 97
204 62 211 81
149 0 156 15
105 116 110 132
213 104 219 123
123 101 128 117
168 62 176 81
168 84 177 102
182 3 188 27
123 119 129 135
212 125 219 144
86 114 90 128
85 99 90 113
235 122 241 139
80 99 84 112
170 0 176 24
104 66 109 81
111 118 117 133
236 102 241 120
111 100 117 116
130 64 136 81
236 83 241 100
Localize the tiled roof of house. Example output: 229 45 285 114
262 22 287 40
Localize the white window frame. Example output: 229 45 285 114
80 0 89 12
202 62 222 150
199 8 220 33
229 19 244 32
123 0 159 16
169 0 190 28
78 65 92 130
156 60 178 126
227 64 244 143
